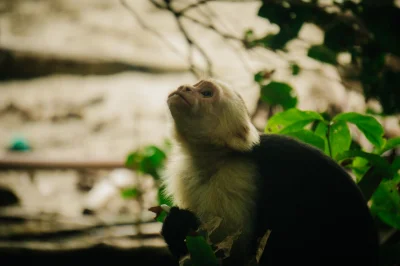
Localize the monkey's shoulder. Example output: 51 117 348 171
247 133 366 207
249 133 350 179
251 133 329 160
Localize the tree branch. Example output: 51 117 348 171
177 0 260 15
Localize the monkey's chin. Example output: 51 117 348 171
167 96 192 113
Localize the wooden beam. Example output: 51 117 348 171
0 157 126 170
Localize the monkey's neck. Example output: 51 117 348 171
180 141 241 176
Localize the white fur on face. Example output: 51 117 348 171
212 79 260 151
169 78 260 152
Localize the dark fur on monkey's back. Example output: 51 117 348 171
162 134 380 266
250 134 379 266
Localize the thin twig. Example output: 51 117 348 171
148 0 213 77
121 0 202 76
327 122 333 158
177 16 213 76
182 15 243 41
177 0 260 15
120 0 181 58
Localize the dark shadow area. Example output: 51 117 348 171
0 245 177 266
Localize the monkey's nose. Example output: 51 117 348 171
178 85 193 92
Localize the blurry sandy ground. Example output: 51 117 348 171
0 0 398 224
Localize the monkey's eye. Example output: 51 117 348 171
200 90 213 98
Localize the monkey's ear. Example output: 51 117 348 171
226 124 260 151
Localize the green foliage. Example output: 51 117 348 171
265 108 323 133
257 2 304 50
185 235 219 266
254 0 400 114
335 150 392 174
333 112 385 148
254 70 274 83
314 122 329 155
274 108 400 263
290 63 301 76
378 137 400 155
328 121 351 159
336 150 394 199
125 145 167 180
266 109 389 164
307 45 337 65
260 82 297 110
370 176 400 230
124 144 170 207
120 188 138 199
283 130 325 151
392 157 400 173
266 107 399 240
254 71 265 84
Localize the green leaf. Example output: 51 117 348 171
254 70 274 84
186 235 218 266
336 150 392 176
140 145 167 180
370 178 400 230
265 108 324 133
351 157 370 182
120 188 138 199
291 63 301 76
154 186 173 223
258 3 290 25
244 29 254 40
126 146 167 180
333 112 385 148
329 121 352 159
125 152 142 169
254 71 265 84
260 81 297 110
379 137 400 155
283 130 325 152
336 150 395 199
257 2 306 50
150 205 170 223
392 156 400 173
307 45 337 65
314 122 329 155
279 120 314 134
157 209 169 223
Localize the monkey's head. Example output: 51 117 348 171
167 79 260 151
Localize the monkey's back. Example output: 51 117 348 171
250 134 379 266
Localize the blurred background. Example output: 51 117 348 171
0 0 399 265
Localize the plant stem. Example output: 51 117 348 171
326 122 333 158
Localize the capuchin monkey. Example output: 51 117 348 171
161 79 379 266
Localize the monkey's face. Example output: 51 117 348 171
167 79 220 115
167 79 226 136
167 79 260 151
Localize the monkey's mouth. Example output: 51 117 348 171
168 92 191 106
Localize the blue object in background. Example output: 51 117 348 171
8 136 31 152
